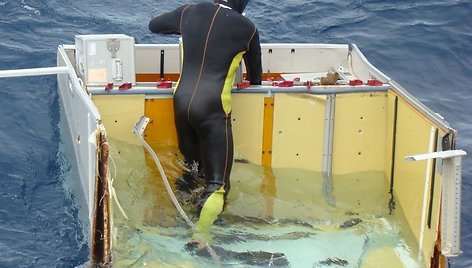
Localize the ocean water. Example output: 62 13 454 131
0 0 470 267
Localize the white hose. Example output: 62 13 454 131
132 116 221 265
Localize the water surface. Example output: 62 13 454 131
108 139 421 267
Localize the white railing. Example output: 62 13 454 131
0 66 69 78
57 45 101 227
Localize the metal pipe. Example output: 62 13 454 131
0 66 70 78
87 85 390 95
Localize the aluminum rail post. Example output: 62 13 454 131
405 149 467 257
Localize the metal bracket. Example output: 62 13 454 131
322 94 336 206
107 38 120 58
132 116 150 137
405 149 467 257
111 59 123 81
322 94 336 178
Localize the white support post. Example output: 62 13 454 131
321 94 336 206
405 149 467 257
322 94 335 178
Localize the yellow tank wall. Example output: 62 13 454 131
271 93 326 171
332 92 389 174
231 94 266 165
143 97 178 146
392 96 445 263
91 91 446 265
142 94 267 165
92 95 145 144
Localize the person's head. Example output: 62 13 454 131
214 0 250 14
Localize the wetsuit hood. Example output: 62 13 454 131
214 0 249 14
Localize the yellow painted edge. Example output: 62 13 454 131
260 166 277 219
261 96 275 166
144 98 178 145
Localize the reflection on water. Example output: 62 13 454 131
108 138 422 267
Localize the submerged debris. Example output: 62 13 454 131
234 158 250 163
215 230 316 244
271 218 315 228
344 211 359 216
235 251 289 267
275 231 314 240
339 218 362 228
317 257 349 266
185 242 289 267
214 214 271 229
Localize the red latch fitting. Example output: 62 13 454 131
105 83 114 91
237 81 250 90
119 82 132 90
273 80 294 87
367 79 383 86
156 79 173 88
304 80 313 89
349 79 363 86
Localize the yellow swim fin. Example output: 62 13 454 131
193 187 225 244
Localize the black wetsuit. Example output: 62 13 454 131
149 0 262 221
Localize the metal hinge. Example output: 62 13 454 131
107 38 120 58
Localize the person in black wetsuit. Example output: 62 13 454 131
149 0 262 244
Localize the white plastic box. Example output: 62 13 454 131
75 34 136 86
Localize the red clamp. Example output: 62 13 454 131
237 81 250 90
156 79 173 88
273 80 294 87
349 79 363 86
105 83 114 91
367 79 383 86
119 82 132 90
304 80 313 89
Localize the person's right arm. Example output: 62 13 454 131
243 28 262 85
149 5 191 35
